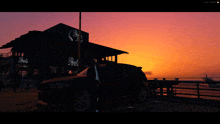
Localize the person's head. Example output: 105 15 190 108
21 70 28 77
88 59 95 67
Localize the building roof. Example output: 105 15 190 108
44 23 88 36
0 23 128 58
44 23 89 43
85 42 128 58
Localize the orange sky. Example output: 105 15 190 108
1 12 220 78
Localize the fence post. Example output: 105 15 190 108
153 78 157 95
197 82 200 99
166 78 170 96
167 87 170 96
170 85 173 97
172 78 179 97
160 86 163 96
160 78 165 96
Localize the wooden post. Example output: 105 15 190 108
77 12 82 73
173 78 179 97
197 82 200 99
167 87 170 96
115 55 117 63
160 86 163 96
164 78 170 96
160 78 165 96
153 78 157 95
170 85 173 97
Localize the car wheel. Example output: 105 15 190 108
72 90 91 112
139 87 148 102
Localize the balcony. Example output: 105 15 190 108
0 52 25 58
0 52 12 58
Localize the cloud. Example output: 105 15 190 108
144 71 152 75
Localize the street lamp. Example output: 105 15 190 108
77 12 82 73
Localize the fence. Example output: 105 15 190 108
148 78 220 101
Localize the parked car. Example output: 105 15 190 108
37 63 149 112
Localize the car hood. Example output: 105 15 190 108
41 75 86 84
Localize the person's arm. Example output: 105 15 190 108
94 65 99 81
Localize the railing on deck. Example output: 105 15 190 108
0 52 12 58
148 78 220 101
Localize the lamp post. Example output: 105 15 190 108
77 12 82 73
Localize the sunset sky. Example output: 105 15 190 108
1 12 220 79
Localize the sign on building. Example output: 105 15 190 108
68 57 78 66
18 57 28 63
68 29 83 42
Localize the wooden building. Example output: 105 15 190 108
0 23 128 78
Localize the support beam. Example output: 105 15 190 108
12 51 15 57
197 82 200 99
115 55 117 63
167 87 170 96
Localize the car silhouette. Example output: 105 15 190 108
37 63 149 112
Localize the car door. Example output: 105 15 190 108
98 65 126 99
116 66 143 97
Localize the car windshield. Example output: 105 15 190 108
77 68 89 76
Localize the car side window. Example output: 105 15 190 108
98 66 117 82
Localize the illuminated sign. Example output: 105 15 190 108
68 29 83 42
68 57 78 66
18 57 28 63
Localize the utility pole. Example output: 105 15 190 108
77 12 82 73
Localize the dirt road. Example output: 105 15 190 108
0 89 38 112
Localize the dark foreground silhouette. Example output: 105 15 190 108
37 63 152 112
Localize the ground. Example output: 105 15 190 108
0 89 219 113
0 89 38 112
